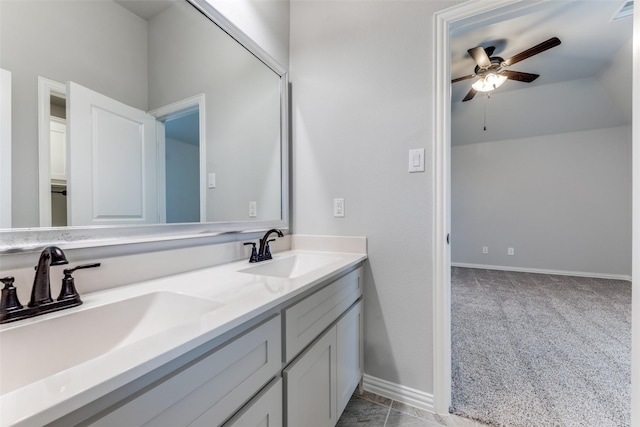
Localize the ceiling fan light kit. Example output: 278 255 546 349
452 37 561 102
472 73 507 92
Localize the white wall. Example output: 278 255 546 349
0 1 148 227
452 126 632 277
290 0 459 394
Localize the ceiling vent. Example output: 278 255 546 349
611 0 634 21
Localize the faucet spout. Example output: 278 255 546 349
29 246 68 307
257 229 284 260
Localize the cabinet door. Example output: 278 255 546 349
284 327 337 427
336 300 363 418
223 378 283 427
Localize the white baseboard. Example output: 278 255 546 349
451 262 632 282
362 374 434 412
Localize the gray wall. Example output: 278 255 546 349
290 0 459 394
0 0 148 227
451 125 632 277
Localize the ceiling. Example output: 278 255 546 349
450 0 633 104
114 0 175 21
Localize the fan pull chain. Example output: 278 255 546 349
483 93 489 131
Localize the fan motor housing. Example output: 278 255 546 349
474 56 504 77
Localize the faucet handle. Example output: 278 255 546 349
244 242 259 263
63 263 101 275
264 239 276 260
57 263 101 302
1 277 23 312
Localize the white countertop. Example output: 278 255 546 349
0 249 366 427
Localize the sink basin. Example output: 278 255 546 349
0 291 223 395
239 254 342 279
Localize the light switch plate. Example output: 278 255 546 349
207 173 216 188
334 198 345 217
249 201 257 217
408 148 425 173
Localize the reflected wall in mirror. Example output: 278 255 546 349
0 0 284 229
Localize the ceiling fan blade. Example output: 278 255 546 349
503 37 561 66
468 46 491 68
462 88 477 102
501 70 540 83
452 74 475 84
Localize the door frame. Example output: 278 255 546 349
37 77 66 227
431 0 639 417
148 93 206 223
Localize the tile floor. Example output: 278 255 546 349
337 390 489 427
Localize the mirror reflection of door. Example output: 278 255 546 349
164 110 200 224
67 81 159 226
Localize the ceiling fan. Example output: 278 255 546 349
452 37 561 102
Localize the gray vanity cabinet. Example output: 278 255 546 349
48 264 364 427
283 268 363 427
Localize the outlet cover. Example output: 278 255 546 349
507 247 515 256
249 201 257 217
482 246 488 254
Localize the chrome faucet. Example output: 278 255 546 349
255 229 283 262
29 246 68 307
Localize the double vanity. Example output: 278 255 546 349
0 241 366 427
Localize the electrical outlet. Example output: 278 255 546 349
508 247 515 256
482 246 488 254
249 201 257 217
334 198 345 217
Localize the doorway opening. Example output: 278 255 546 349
163 109 201 223
149 93 206 224
432 0 637 420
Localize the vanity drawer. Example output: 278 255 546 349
283 267 361 362
222 377 283 427
90 315 281 427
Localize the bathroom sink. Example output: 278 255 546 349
239 254 342 279
0 291 223 395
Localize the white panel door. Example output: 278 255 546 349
67 81 158 226
0 68 11 228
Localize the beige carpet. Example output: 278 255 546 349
450 267 631 426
